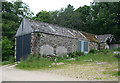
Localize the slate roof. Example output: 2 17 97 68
96 34 114 43
15 18 115 43
15 18 88 41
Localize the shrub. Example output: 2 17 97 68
2 37 13 61
75 51 84 56
62 54 70 59
42 54 47 58
9 56 15 64
2 56 15 65
56 55 64 60
113 47 120 51
99 48 110 54
114 54 120 58
2 61 10 65
27 54 37 62
89 49 98 53
68 51 84 58
68 52 77 58
68 52 74 58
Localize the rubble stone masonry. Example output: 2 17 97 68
31 32 78 55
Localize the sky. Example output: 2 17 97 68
8 0 93 15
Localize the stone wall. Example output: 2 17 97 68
88 42 98 51
99 42 108 49
31 32 78 55
109 44 120 50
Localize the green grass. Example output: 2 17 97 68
15 50 119 81
16 54 55 70
76 52 118 63
2 56 15 65
0 61 2 66
2 61 11 65
16 50 119 72
2 61 15 65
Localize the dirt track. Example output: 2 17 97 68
1 65 85 81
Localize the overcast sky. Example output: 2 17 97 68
8 0 93 15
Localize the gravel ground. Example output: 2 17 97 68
1 62 118 81
1 65 85 81
45 63 118 81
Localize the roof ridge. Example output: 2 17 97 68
25 18 84 34
16 18 98 42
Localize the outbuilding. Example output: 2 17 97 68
15 18 116 61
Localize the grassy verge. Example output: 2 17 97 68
16 54 54 70
16 50 119 69
16 49 119 80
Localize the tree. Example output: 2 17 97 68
2 37 13 61
49 10 59 24
14 1 34 18
2 1 33 40
71 5 91 31
32 3 120 41
2 1 33 61
33 10 51 23
56 4 75 28
89 2 120 40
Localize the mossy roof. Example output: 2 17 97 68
81 32 98 42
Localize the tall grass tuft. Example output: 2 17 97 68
16 49 118 70
113 47 120 51
68 51 84 58
2 56 15 65
89 49 98 53
76 50 118 63
16 54 54 70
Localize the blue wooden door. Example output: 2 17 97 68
16 34 31 61
84 41 88 54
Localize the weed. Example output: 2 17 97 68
16 50 118 71
114 54 120 58
68 51 84 58
113 47 120 51
99 48 110 54
16 54 54 70
89 49 98 53
2 61 10 65
2 56 15 65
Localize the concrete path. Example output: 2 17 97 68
1 65 83 81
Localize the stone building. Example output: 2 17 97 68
15 18 116 61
